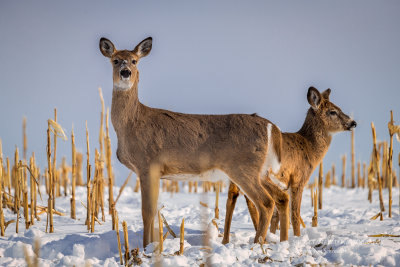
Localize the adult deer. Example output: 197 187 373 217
222 87 356 244
99 37 356 248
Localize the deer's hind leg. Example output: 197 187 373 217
244 195 259 231
226 168 275 243
261 178 289 241
223 182 260 244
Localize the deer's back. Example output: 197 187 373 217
118 106 273 174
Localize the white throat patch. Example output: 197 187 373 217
113 80 133 91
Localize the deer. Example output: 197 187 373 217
222 87 357 244
99 36 357 248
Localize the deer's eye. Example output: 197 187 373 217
329 110 338 116
132 60 137 65
113 59 119 65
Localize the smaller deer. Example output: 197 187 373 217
222 87 356 244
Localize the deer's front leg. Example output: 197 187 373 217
290 185 304 236
140 169 160 249
269 207 279 234
222 182 240 244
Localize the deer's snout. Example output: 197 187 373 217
120 69 131 79
347 120 357 130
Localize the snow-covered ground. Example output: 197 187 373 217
0 184 399 266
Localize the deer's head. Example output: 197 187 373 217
307 87 356 134
99 37 152 91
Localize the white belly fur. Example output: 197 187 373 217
161 169 229 182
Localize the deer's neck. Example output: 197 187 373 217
297 108 332 163
111 76 141 132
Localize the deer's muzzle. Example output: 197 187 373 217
347 120 357 130
120 69 131 79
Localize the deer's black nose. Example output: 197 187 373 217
120 69 131 79
350 121 357 129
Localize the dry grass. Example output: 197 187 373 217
312 188 318 227
71 127 76 219
179 218 185 255
318 162 323 209
371 122 385 213
351 129 356 188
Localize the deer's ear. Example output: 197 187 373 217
321 88 331 100
133 37 152 58
307 87 322 109
99 38 115 58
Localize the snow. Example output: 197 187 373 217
0 184 399 266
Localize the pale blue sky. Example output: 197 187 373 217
0 0 399 184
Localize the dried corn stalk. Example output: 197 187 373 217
371 122 385 213
85 122 91 229
0 139 5 236
318 162 323 209
105 108 114 215
387 111 395 217
179 218 185 255
71 128 76 219
47 119 67 141
342 155 346 187
312 189 318 227
215 182 220 219
351 130 356 188
114 210 123 265
122 221 130 264
46 124 54 233
158 210 163 253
